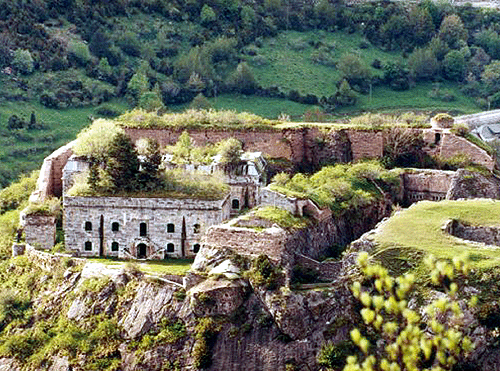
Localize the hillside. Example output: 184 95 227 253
3 0 500 185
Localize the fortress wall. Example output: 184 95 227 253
439 133 495 170
123 127 304 162
202 225 289 263
402 169 456 204
30 142 73 202
347 130 384 161
20 214 57 250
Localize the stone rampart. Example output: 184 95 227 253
347 129 384 161
402 169 456 204
445 219 500 246
30 142 74 202
22 244 85 271
20 213 57 250
440 132 495 170
294 254 341 281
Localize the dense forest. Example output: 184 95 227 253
2 0 500 185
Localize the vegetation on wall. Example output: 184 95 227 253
269 161 401 215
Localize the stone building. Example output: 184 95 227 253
64 195 231 259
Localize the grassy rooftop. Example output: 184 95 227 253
372 200 500 272
115 108 280 130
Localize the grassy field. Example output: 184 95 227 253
372 200 500 272
248 30 401 97
0 99 130 186
87 257 193 276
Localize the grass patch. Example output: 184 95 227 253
250 30 400 97
87 257 193 276
116 108 279 130
252 206 309 229
372 200 500 271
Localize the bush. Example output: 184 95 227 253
451 123 470 137
343 253 474 371
249 254 283 290
23 197 61 217
189 93 212 110
12 49 34 75
68 41 91 66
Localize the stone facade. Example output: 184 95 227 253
402 169 456 204
20 213 57 250
64 196 231 259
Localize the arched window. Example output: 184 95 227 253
140 222 147 236
193 224 200 234
84 221 92 231
232 199 240 209
84 241 92 251
111 242 119 252
167 223 175 233
111 222 119 232
167 243 175 253
193 244 200 253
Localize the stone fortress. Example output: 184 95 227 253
20 112 499 265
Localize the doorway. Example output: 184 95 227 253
137 243 147 259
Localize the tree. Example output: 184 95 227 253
136 138 163 191
105 132 140 192
481 60 500 96
336 79 358 107
341 252 475 371
200 4 216 25
169 131 194 164
443 50 466 81
12 49 34 75
408 6 435 47
225 62 257 94
438 14 467 49
127 71 149 100
72 119 125 162
190 93 212 110
408 47 440 81
337 53 372 93
218 138 242 166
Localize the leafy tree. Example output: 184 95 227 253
383 62 411 91
240 5 257 27
117 31 142 57
408 6 435 47
200 4 216 25
467 47 491 80
475 28 500 60
481 60 500 96
105 132 140 192
336 79 358 107
225 62 257 94
218 138 242 165
408 47 440 81
12 49 34 75
443 50 466 81
342 252 475 371
428 36 450 61
68 41 91 66
89 31 112 60
337 53 372 93
136 138 163 191
169 131 194 164
127 70 149 100
138 90 164 112
438 14 468 49
72 119 125 162
190 93 212 110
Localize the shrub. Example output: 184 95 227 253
225 62 258 94
12 49 34 75
117 31 142 57
189 93 212 110
72 119 125 161
68 41 91 66
451 122 469 137
343 252 474 371
23 197 61 217
138 91 164 112
200 4 216 25
248 254 283 290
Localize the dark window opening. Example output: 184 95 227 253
167 243 175 253
193 224 200 234
84 221 92 231
111 242 119 251
167 223 175 233
140 222 147 236
193 244 200 253
137 243 147 259
435 132 441 144
232 199 240 209
84 241 92 251
111 222 119 232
